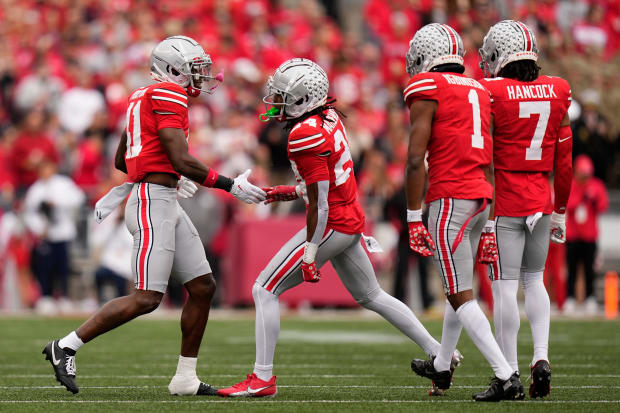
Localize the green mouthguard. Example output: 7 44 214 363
259 107 281 122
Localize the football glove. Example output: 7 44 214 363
408 222 436 257
478 220 498 264
550 212 566 244
262 185 303 204
301 261 321 283
230 169 266 204
177 176 198 199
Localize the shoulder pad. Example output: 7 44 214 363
404 73 439 107
288 118 327 155
149 82 188 113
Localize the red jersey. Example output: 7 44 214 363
404 72 493 203
287 109 365 235
480 75 571 216
124 82 189 182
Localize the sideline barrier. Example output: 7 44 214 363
223 216 357 308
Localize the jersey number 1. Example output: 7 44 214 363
468 89 484 149
125 101 142 159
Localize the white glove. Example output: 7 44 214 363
177 176 198 199
230 169 266 204
550 212 566 244
295 182 306 198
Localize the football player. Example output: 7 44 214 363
217 58 456 398
404 24 524 401
478 20 572 399
42 36 266 395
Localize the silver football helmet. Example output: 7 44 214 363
405 23 465 76
150 35 223 97
479 20 538 78
261 58 329 121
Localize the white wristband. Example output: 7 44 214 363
483 220 495 233
303 242 318 263
407 209 422 222
551 211 565 224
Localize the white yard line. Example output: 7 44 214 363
1 385 619 390
6 373 620 379
0 400 618 404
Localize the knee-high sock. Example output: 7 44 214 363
434 301 462 372
522 271 550 365
492 280 520 372
361 288 441 357
252 283 280 381
456 300 513 381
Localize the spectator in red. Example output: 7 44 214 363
573 3 609 55
564 155 609 315
9 109 59 194
72 129 105 203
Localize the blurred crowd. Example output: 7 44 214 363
0 0 617 313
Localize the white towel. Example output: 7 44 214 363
94 183 134 223
525 212 543 233
362 234 383 253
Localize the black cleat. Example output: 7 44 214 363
473 372 525 402
196 382 218 396
429 350 463 396
529 360 551 398
42 340 79 394
411 356 452 390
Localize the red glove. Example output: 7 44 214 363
477 220 498 264
408 222 436 257
263 185 299 204
301 261 321 283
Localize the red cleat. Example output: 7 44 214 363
217 373 277 398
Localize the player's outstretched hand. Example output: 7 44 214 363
408 222 436 257
177 176 198 199
550 212 566 244
478 220 498 264
230 169 266 204
301 261 321 283
262 185 302 204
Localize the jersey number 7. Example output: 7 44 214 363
520 101 551 161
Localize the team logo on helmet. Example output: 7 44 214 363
150 35 224 97
260 58 329 121
479 20 538 78
405 23 465 76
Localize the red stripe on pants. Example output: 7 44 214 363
138 183 150 290
266 247 305 292
439 198 455 294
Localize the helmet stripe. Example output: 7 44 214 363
441 24 457 55
516 21 532 52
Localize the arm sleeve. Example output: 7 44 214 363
403 74 438 108
553 124 573 213
149 84 188 130
310 180 330 245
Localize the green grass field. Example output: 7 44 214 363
1 313 619 412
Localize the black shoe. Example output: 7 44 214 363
196 382 218 396
42 341 79 394
529 360 551 398
473 372 525 402
429 350 463 396
411 357 452 390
